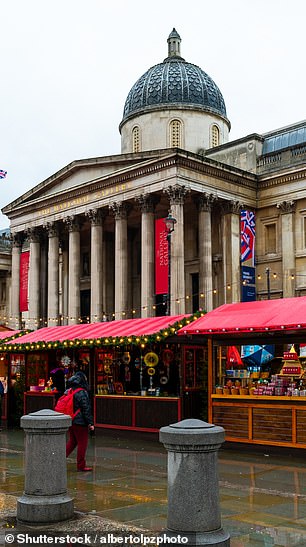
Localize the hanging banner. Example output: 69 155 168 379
20 251 30 312
155 218 168 295
241 210 256 301
241 210 255 266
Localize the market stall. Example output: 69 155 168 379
0 329 30 426
2 314 208 431
178 296 306 449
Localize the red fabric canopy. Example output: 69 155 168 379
6 315 189 345
178 296 306 336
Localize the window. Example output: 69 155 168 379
132 126 140 153
170 119 182 148
211 125 220 148
265 223 276 254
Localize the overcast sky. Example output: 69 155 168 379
1 0 305 229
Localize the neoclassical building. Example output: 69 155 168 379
2 29 306 330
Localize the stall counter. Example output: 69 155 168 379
211 394 306 449
95 394 181 432
24 391 57 415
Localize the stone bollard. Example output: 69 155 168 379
159 418 230 546
17 409 74 524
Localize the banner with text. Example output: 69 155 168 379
155 218 168 295
241 211 256 301
20 251 30 312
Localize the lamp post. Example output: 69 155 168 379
265 267 271 300
164 212 177 316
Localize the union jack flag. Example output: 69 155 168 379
241 210 255 265
0 170 7 179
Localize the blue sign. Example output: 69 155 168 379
241 265 255 285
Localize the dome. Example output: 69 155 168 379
121 29 227 124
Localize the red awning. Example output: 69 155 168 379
178 296 306 336
5 315 190 346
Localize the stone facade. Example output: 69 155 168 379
1 31 306 329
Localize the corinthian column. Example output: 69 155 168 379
64 216 81 325
221 201 242 303
198 193 216 312
10 233 23 329
164 184 190 315
27 228 41 330
110 202 128 320
277 200 296 298
86 209 105 322
46 222 59 326
136 195 156 318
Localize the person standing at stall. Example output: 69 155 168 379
65 371 94 472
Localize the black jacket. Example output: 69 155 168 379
67 371 93 426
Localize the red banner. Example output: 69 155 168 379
155 218 168 295
20 251 30 312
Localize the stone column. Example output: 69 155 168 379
137 195 156 318
86 209 105 322
159 419 230 546
17 409 73 524
221 201 242 304
110 202 128 320
60 237 69 326
277 200 296 298
64 216 81 325
46 222 59 327
27 228 41 330
198 193 216 312
164 184 189 315
10 233 23 329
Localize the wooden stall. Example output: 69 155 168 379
178 296 306 449
2 314 208 431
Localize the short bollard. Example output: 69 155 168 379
17 409 74 524
159 418 230 546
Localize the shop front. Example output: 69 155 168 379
179 296 306 449
0 329 30 427
2 314 208 431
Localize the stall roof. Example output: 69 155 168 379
3 315 193 348
178 297 306 337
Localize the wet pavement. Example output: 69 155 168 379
1 427 306 546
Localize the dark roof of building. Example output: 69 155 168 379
262 122 306 154
121 29 227 123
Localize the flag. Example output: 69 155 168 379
241 210 255 265
0 170 7 179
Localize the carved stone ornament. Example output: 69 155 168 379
11 232 24 248
164 184 190 205
44 222 59 238
109 201 129 220
63 215 80 232
25 227 40 243
135 194 159 214
85 208 106 226
220 200 244 215
276 200 296 214
197 192 217 212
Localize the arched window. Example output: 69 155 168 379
132 126 140 153
170 119 182 148
211 125 220 148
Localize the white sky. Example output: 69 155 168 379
1 0 305 229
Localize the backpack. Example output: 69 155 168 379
54 387 84 419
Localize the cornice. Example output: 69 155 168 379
5 152 257 220
258 166 306 188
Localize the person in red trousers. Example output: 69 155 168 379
66 371 94 472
